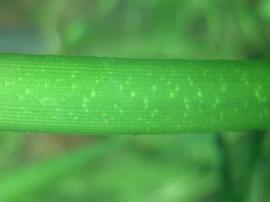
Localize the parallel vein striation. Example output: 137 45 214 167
0 54 269 134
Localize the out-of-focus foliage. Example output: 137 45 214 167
1 0 270 59
0 0 270 201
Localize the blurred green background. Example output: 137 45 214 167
0 0 270 201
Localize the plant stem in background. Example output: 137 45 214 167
0 54 269 135
0 138 124 201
